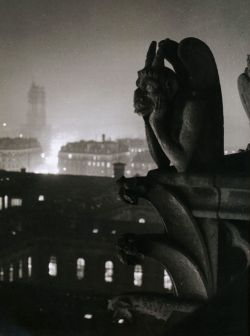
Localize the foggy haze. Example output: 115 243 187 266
0 0 249 147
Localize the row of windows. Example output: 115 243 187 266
64 161 153 169
0 257 32 282
0 195 22 209
87 161 111 168
0 256 172 290
66 153 114 162
0 195 45 210
63 158 112 168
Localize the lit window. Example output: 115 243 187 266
38 195 45 201
232 150 235 154
77 258 85 280
88 161 91 166
28 257 32 277
134 265 143 286
138 218 146 224
163 270 173 290
63 167 67 171
111 230 116 235
131 163 134 167
97 162 100 167
107 162 111 168
41 152 45 159
92 228 99 234
93 162 96 166
18 260 23 279
138 149 142 152
4 195 8 209
84 314 93 319
9 264 14 282
126 170 131 175
11 198 22 207
48 256 57 276
68 153 72 159
105 261 113 282
118 319 124 324
224 150 228 154
0 267 4 281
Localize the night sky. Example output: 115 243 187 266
0 0 249 147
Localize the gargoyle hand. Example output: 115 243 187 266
134 41 179 118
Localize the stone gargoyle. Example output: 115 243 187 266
134 37 224 173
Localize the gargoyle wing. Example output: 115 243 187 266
178 37 222 97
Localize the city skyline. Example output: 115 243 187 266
0 0 250 147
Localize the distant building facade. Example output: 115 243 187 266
58 135 130 176
0 138 43 172
58 136 157 177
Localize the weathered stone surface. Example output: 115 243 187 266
134 38 224 173
109 293 200 322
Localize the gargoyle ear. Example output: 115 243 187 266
152 46 165 69
145 41 157 68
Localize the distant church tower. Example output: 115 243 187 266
26 82 46 133
22 82 50 149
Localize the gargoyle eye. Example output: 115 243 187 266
145 83 156 93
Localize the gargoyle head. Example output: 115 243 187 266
108 296 133 323
134 41 179 117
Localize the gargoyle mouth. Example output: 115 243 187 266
134 103 152 115
134 89 154 115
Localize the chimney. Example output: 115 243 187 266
113 162 125 179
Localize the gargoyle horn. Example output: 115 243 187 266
145 41 157 68
152 45 165 69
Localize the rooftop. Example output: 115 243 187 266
60 140 129 155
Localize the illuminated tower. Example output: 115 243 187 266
26 82 46 134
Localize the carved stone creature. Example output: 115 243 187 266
134 38 224 172
108 293 199 322
117 233 210 299
238 55 250 122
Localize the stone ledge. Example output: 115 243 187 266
147 169 250 221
